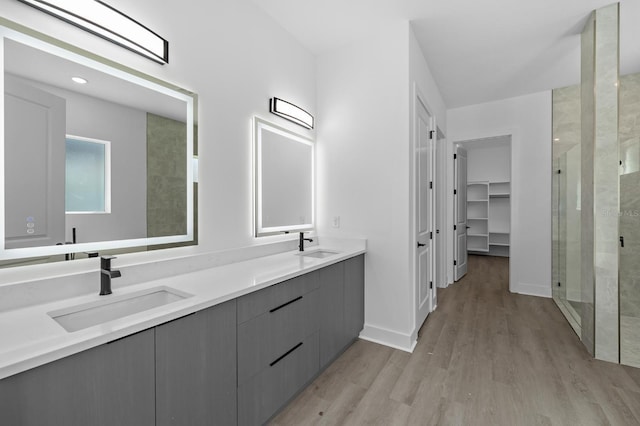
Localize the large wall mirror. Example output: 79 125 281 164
254 117 314 237
0 19 196 264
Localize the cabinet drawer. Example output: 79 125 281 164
238 331 319 426
238 288 318 384
237 270 319 324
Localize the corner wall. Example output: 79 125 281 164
316 22 413 350
447 91 552 298
316 21 447 351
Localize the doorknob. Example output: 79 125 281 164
417 242 426 247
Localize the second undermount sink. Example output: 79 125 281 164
48 286 193 333
296 249 341 259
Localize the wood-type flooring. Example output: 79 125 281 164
270 255 640 425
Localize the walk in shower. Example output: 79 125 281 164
553 2 640 367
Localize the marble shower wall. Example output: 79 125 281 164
619 73 640 367
591 3 620 364
580 10 596 357
147 113 188 238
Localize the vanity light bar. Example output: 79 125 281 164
17 0 169 64
270 97 314 129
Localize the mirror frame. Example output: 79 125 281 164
0 17 196 261
253 116 314 237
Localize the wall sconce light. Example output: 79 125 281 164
17 0 169 64
269 97 314 129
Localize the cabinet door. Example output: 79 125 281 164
319 261 348 367
0 329 155 426
344 255 365 340
155 300 237 426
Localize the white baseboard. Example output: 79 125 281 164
512 282 552 298
359 324 417 353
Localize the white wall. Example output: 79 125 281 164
409 26 447 131
0 1 316 268
447 91 552 298
466 144 511 183
316 22 411 350
316 21 446 351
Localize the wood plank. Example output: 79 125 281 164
270 255 640 425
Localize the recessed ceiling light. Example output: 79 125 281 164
71 76 88 84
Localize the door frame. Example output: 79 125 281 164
448 133 514 291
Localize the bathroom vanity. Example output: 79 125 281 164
0 244 365 426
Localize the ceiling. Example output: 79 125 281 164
252 0 640 108
4 38 187 122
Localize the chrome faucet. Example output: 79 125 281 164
299 232 313 251
100 256 121 296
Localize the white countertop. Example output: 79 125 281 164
0 240 366 380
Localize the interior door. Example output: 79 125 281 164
436 134 446 289
4 75 66 249
454 146 468 281
415 97 433 329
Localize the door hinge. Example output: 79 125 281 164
454 153 457 160
454 225 457 231
429 181 433 189
429 130 435 139
454 189 457 195
430 231 433 239
429 281 433 289
557 169 561 174
620 236 625 247
454 260 457 266
557 282 561 287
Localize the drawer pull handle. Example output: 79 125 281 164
269 296 303 313
270 342 303 367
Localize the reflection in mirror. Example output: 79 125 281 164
254 117 314 236
0 19 196 264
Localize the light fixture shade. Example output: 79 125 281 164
269 97 314 129
17 0 169 64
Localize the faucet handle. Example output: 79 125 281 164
100 255 117 270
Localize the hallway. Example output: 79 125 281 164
271 255 640 425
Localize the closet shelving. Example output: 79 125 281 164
468 181 511 256
467 182 489 253
488 181 510 257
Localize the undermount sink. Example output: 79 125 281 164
48 286 193 332
296 250 341 259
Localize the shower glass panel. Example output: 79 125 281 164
552 146 581 333
619 73 640 368
552 86 582 335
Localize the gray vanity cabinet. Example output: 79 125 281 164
237 272 320 426
155 299 237 426
319 255 365 368
344 255 365 341
319 261 348 367
0 329 155 426
0 254 365 426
